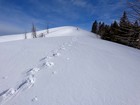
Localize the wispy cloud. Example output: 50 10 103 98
71 0 87 7
0 0 127 35
0 2 48 35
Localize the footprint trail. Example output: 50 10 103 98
0 37 77 105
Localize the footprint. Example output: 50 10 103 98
32 96 38 102
40 57 47 61
0 88 16 104
52 53 60 57
27 68 40 75
44 62 54 68
17 75 35 91
27 75 35 84
46 56 52 59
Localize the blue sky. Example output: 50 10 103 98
0 0 127 35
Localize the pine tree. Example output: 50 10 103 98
98 22 105 37
110 21 119 42
128 1 140 48
91 20 98 33
101 25 111 40
90 10 140 49
132 20 140 48
120 11 130 27
119 11 132 45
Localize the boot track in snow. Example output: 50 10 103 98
0 37 77 105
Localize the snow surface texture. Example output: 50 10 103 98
0 26 140 105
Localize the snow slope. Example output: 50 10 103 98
0 26 95 42
0 26 140 105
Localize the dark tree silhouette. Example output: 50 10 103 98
91 20 98 33
128 1 140 48
91 11 140 49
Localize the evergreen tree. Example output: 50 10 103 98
98 22 104 35
119 11 132 45
131 20 140 47
91 20 98 33
101 25 111 40
90 11 140 49
110 21 119 41
128 1 140 48
120 11 130 27
134 20 139 27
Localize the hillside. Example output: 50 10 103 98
0 26 140 105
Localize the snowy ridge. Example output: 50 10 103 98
0 36 77 105
0 26 96 42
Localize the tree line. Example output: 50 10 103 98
91 1 140 49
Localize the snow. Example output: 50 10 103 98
0 26 93 43
0 26 140 105
31 96 38 102
44 62 54 68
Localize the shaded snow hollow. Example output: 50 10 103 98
0 26 140 105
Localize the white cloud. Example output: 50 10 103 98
70 0 95 12
0 0 127 35
0 4 47 35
